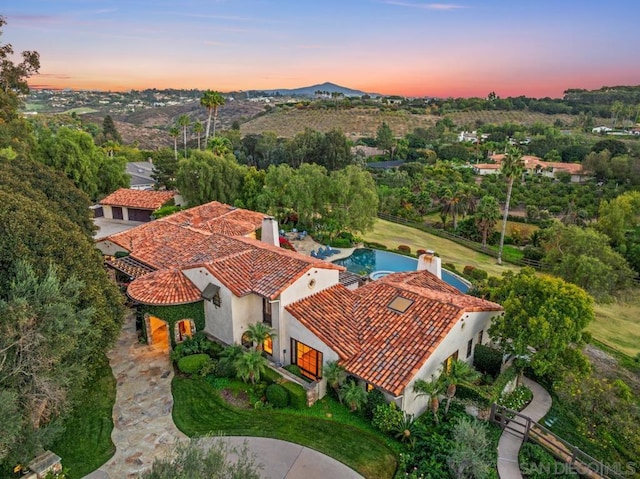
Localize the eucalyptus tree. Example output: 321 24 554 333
200 89 225 148
497 146 524 265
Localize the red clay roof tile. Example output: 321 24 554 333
127 269 201 305
286 270 502 396
100 188 175 210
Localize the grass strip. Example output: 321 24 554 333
172 376 397 479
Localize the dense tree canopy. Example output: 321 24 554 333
541 223 634 301
487 268 594 377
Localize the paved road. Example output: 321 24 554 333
84 312 363 479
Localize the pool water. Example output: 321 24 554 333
334 248 470 293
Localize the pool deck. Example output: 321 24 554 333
285 233 357 262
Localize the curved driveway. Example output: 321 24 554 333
84 312 363 479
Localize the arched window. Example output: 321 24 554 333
174 319 196 343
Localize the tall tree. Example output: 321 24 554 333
487 268 594 377
0 16 40 95
497 146 524 265
474 195 500 248
169 125 179 161
101 115 122 143
177 114 191 158
376 121 396 159
200 90 225 148
541 223 634 301
193 120 204 150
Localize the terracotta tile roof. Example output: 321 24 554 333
199 235 343 300
127 269 201 305
102 201 343 305
162 202 266 236
286 270 502 396
489 154 583 175
100 188 175 210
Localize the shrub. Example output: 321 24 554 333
416 249 427 256
473 344 503 378
463 265 488 282
177 354 212 375
372 403 404 433
214 360 236 378
499 385 533 410
331 237 352 248
364 241 387 250
266 383 289 408
284 364 302 376
397 245 411 254
444 262 457 272
364 388 386 420
262 366 283 384
281 381 307 409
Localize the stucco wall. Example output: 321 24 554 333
401 310 499 417
95 239 128 256
283 311 340 398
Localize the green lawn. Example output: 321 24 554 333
172 376 398 479
362 218 520 277
50 358 116 479
591 296 640 357
363 218 640 357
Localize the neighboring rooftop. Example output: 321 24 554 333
100 188 176 210
126 161 156 189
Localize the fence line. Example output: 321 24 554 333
490 404 626 479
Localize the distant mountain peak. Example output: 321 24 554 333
259 82 371 97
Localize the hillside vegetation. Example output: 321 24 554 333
240 106 578 139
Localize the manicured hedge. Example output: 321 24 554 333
266 383 289 408
178 354 211 375
281 381 307 409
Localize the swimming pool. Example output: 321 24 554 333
334 248 470 293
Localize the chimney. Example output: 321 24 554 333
261 216 279 247
417 250 441 279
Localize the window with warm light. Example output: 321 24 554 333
291 339 322 380
263 336 273 355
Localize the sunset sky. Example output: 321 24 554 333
4 1 640 98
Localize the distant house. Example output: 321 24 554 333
474 154 587 183
99 188 177 222
592 126 613 134
96 200 503 415
126 161 156 190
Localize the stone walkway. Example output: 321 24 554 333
84 312 363 479
84 313 185 479
497 377 552 479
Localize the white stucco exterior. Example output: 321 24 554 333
401 310 499 417
95 239 129 256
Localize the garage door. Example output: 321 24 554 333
112 206 123 220
128 208 153 222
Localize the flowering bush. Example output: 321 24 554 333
498 385 533 410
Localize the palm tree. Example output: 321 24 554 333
324 360 347 397
440 360 480 415
244 322 276 352
611 100 624 128
218 344 244 376
177 114 191 158
193 120 204 150
200 90 225 148
413 378 441 424
475 196 501 248
497 146 524 265
339 380 367 412
234 350 267 384
168 125 180 162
